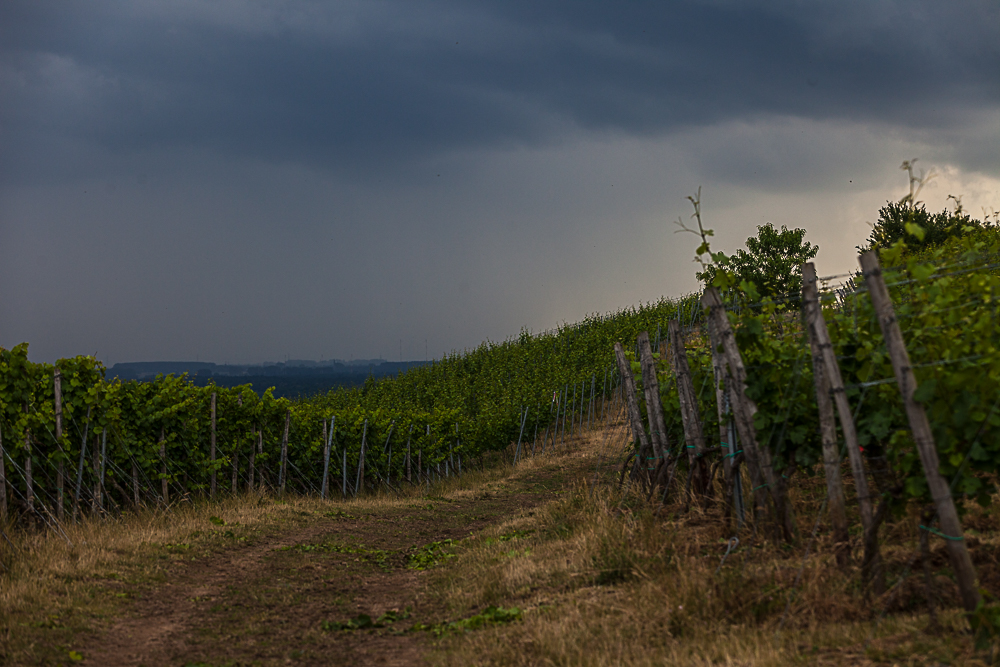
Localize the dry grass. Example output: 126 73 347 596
0 459 522 663
2 421 999 665
423 426 1000 666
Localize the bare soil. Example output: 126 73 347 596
73 465 577 666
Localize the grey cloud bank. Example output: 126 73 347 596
2 1 998 365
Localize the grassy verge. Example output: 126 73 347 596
422 431 1000 666
0 457 522 665
2 422 998 665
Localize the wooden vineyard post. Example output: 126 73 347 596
210 392 217 498
233 394 243 494
257 429 264 491
342 447 348 498
90 430 99 512
668 320 709 497
54 368 64 520
97 426 108 512
321 416 335 499
514 406 527 464
801 263 850 567
544 393 552 452
248 428 256 492
385 422 396 484
159 426 168 504
25 425 34 514
860 251 980 612
559 385 568 447
0 424 6 519
406 424 413 484
563 384 570 442
132 459 140 506
99 428 107 511
572 384 578 436
575 382 582 433
804 267 883 590
231 441 239 494
594 368 608 422
702 287 796 542
708 319 739 527
355 419 367 496
568 386 574 440
587 373 597 429
614 342 653 485
566 383 572 442
321 418 328 488
279 409 291 494
73 409 92 521
637 332 669 465
576 383 583 436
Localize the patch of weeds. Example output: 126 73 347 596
483 529 534 546
280 541 393 571
209 516 226 526
410 606 523 637
750 583 786 622
593 567 632 586
499 548 532 559
30 615 64 629
407 539 458 570
591 536 638 586
322 510 356 519
322 608 411 631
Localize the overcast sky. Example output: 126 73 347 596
2 0 999 366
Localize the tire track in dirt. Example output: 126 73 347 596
80 521 339 666
75 465 575 667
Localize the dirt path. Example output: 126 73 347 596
75 463 577 666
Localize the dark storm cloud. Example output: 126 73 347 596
2 0 998 182
2 0 999 366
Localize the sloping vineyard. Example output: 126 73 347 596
606 225 1000 632
0 293 711 528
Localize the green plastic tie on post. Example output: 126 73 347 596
723 450 743 459
754 483 769 491
919 524 964 541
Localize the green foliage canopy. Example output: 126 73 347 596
697 223 818 302
862 201 988 255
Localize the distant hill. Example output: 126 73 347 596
107 359 432 398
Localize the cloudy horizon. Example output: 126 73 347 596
3 0 998 367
